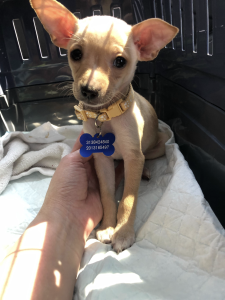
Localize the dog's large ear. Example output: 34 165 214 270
30 0 78 49
132 18 179 61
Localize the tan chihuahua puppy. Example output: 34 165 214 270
30 0 178 253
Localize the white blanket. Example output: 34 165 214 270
0 122 80 194
0 122 225 299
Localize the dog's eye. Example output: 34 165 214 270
113 57 126 68
70 49 82 61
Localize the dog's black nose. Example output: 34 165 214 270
81 85 99 100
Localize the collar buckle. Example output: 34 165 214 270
101 99 123 120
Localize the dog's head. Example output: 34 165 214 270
30 0 178 108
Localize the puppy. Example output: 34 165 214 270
30 0 178 253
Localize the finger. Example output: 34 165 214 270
115 160 124 190
72 129 84 152
69 149 92 165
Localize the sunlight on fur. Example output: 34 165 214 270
132 102 144 142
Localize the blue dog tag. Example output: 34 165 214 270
80 133 115 157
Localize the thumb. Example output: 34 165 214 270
68 149 92 164
72 129 84 152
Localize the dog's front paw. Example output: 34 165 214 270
96 226 115 244
112 225 135 253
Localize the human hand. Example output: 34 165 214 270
39 130 103 240
0 132 103 300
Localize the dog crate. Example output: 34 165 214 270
0 0 224 227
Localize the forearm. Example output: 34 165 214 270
0 213 85 300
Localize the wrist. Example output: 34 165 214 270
29 209 86 262
38 199 95 241
1 208 86 300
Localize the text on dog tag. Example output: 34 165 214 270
80 133 115 157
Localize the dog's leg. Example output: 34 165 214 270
94 153 117 243
144 132 169 159
115 160 151 181
112 151 145 253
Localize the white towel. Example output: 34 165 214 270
0 122 82 194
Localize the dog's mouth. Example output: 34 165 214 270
74 90 122 111
73 84 130 111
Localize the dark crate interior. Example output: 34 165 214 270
0 0 224 227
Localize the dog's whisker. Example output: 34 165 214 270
132 75 140 87
57 82 72 89
57 82 75 97
70 34 82 43
132 79 139 87
59 89 73 97
56 65 69 74
57 87 72 95
115 91 127 99
57 82 72 88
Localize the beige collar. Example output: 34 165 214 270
74 84 134 122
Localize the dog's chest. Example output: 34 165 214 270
82 112 139 159
83 118 114 136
